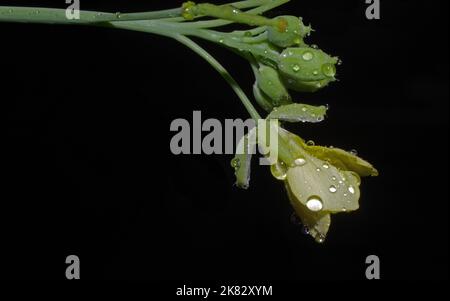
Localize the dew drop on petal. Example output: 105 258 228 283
322 163 329 169
306 140 315 146
301 225 310 235
231 158 240 169
348 186 355 194
329 185 337 193
294 158 306 166
349 149 358 155
292 64 301 72
316 234 325 243
294 158 307 166
306 196 323 212
271 161 288 180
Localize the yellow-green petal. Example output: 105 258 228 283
285 150 361 214
302 144 379 177
286 183 330 243
232 128 257 189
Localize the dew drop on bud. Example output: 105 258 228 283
322 63 336 77
302 51 314 61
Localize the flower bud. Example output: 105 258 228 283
267 16 312 48
278 46 338 92
255 64 292 106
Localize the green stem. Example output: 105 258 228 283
189 3 278 27
173 34 262 121
175 0 290 28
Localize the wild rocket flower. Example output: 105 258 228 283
1 0 378 243
271 127 378 243
232 103 378 243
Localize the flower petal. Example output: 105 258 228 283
232 128 257 189
286 150 361 213
302 144 378 177
286 183 330 243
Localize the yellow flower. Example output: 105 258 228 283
271 128 378 243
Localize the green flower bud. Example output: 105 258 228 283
181 1 197 20
267 16 312 48
278 46 338 92
253 83 275 112
255 64 292 106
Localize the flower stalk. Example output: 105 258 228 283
0 0 378 243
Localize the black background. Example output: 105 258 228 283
1 0 448 282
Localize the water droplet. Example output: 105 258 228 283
316 234 325 243
322 63 336 77
306 140 315 146
316 168 321 172
271 161 287 180
337 59 343 65
329 185 337 193
306 196 323 212
342 207 347 212
292 64 300 72
348 186 355 194
331 176 337 181
322 163 329 169
311 44 318 49
231 158 240 169
294 158 307 166
313 70 319 75
244 31 252 37
301 106 308 112
301 225 310 235
349 149 358 155
115 12 122 18
219 38 224 43
302 51 314 61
